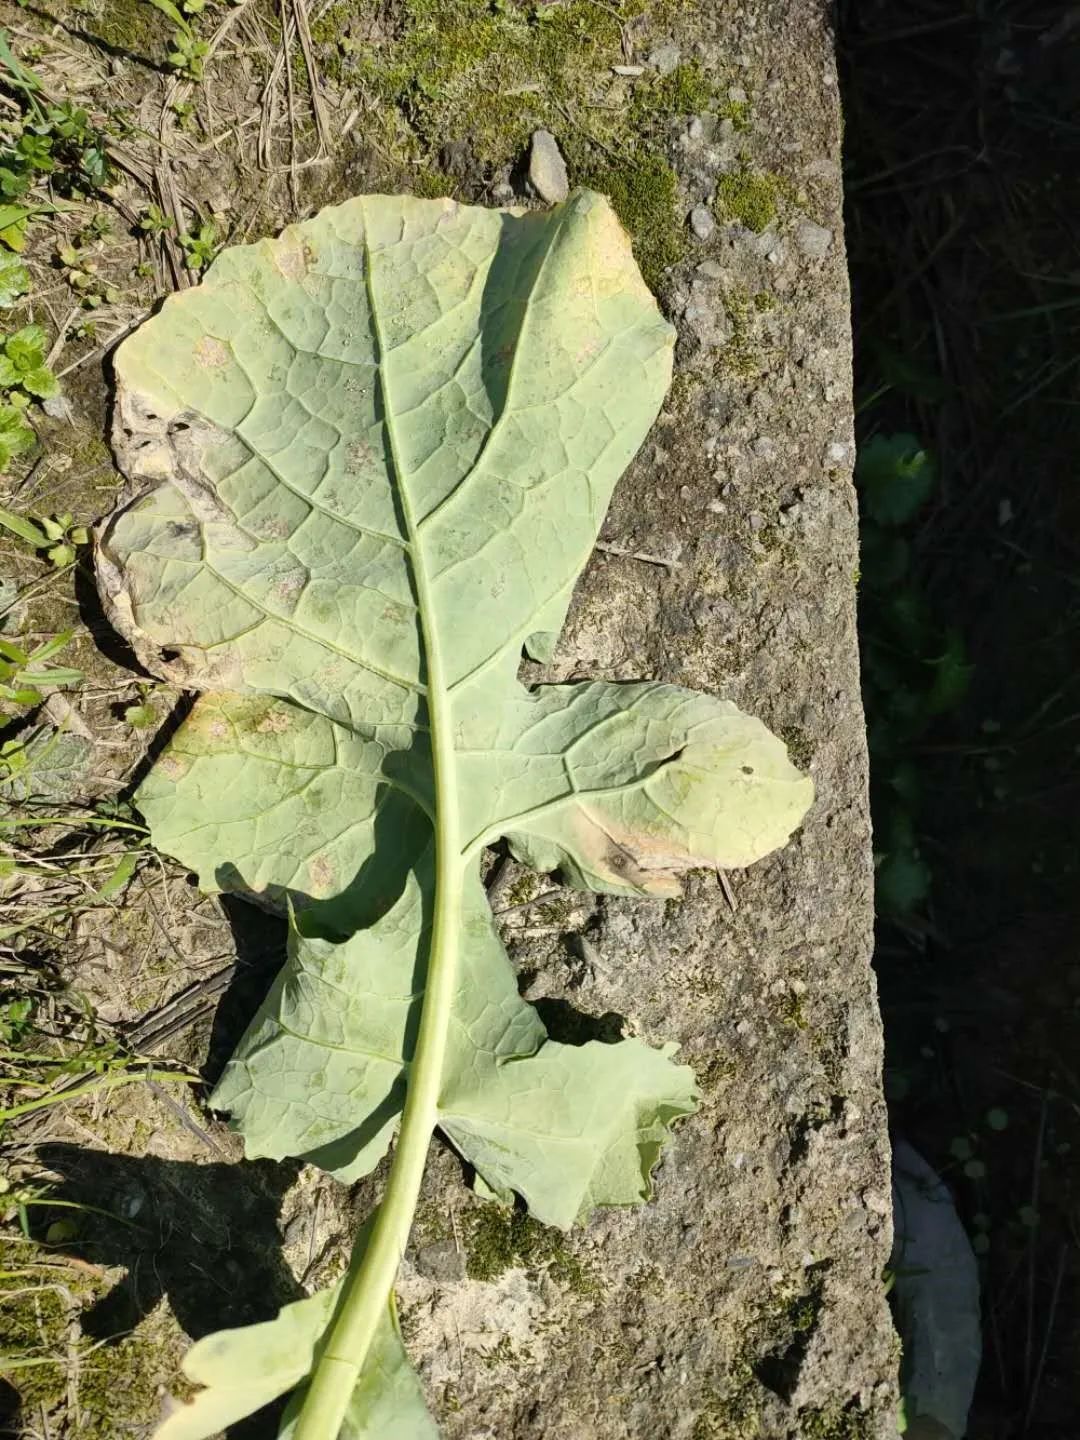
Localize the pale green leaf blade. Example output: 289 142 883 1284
210 875 435 1179
214 872 695 1226
99 188 807 1436
154 1281 436 1440
440 1036 699 1229
155 1287 337 1440
98 191 672 726
136 693 430 931
459 680 814 894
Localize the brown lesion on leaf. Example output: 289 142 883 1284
157 753 191 781
572 804 698 898
345 438 378 477
308 855 336 895
275 568 309 605
194 336 230 369
273 234 316 281
256 708 292 735
256 516 291 539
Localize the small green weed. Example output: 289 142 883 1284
0 507 85 567
0 324 56 404
0 326 59 475
122 683 157 730
856 432 973 919
143 0 211 79
0 630 81 707
179 217 219 271
0 251 28 307
56 240 120 309
138 203 174 237
0 32 113 250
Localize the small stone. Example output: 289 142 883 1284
687 116 704 142
689 204 715 241
795 220 833 259
527 129 569 205
42 393 74 422
415 1240 466 1283
647 42 681 74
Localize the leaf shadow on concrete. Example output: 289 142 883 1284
29 1143 303 1439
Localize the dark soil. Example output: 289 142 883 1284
840 3 1080 1436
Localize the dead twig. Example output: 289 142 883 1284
595 541 681 569
717 868 738 914
292 0 333 156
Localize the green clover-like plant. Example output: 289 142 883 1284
0 402 33 471
96 191 813 1437
0 323 57 401
0 250 28 307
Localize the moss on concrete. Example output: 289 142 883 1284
311 0 700 287
692 1360 762 1439
800 1403 875 1440
714 165 785 234
718 292 763 380
581 154 686 288
410 168 458 199
630 60 715 134
779 724 815 771
774 987 810 1031
463 1203 596 1293
718 96 752 131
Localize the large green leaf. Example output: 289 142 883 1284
97 191 813 1439
213 873 698 1227
156 1268 436 1440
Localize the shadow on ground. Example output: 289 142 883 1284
21 1144 302 1439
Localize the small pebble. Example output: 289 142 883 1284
795 220 833 259
687 116 704 142
527 129 569 205
689 204 715 241
415 1241 466 1283
647 42 681 74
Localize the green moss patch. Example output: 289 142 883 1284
800 1403 875 1440
580 154 686 288
463 1203 596 1292
312 0 711 287
714 166 786 234
74 0 164 61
